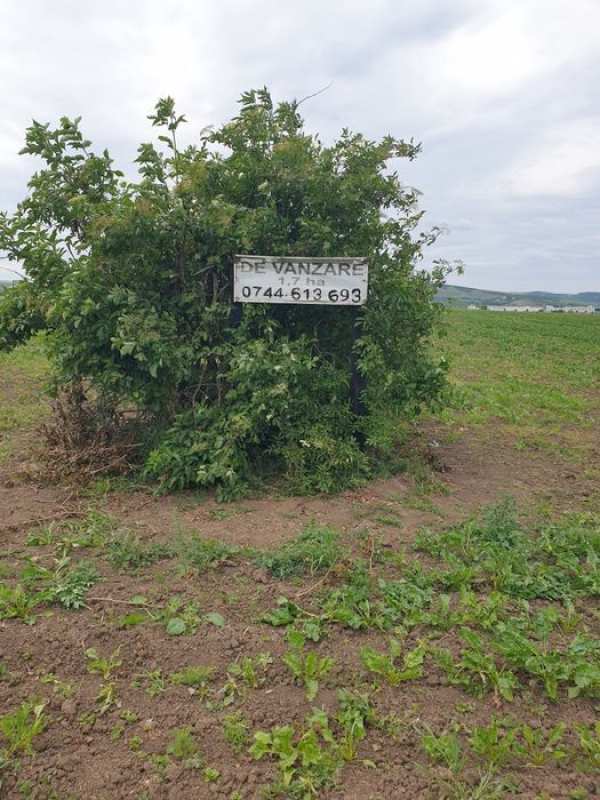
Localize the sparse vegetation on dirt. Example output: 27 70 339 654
0 309 599 799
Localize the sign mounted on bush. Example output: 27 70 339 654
234 255 368 305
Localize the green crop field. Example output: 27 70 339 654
0 311 599 799
437 311 600 472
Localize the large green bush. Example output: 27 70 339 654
0 88 455 497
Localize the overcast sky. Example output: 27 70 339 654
2 0 599 292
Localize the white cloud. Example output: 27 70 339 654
503 118 600 197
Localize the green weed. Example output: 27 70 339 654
0 700 47 756
134 670 166 697
96 682 119 715
416 500 600 602
85 647 122 680
575 721 600 769
494 629 600 701
152 596 201 636
361 638 425 686
0 584 43 624
282 630 334 701
203 766 220 782
469 717 519 769
516 723 568 767
222 653 272 706
320 565 387 631
336 689 374 760
251 709 340 798
434 629 519 702
39 673 74 699
20 552 99 610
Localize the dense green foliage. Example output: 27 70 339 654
0 89 453 496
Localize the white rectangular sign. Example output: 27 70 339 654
233 255 368 305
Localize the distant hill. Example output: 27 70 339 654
2 278 598 308
437 285 600 308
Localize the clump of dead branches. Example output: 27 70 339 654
42 382 143 482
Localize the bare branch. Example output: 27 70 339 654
296 81 333 108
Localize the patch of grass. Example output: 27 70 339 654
420 726 463 773
178 535 237 574
403 494 445 516
107 531 174 571
438 311 600 444
27 509 118 550
222 712 250 753
373 513 403 529
25 527 56 547
207 505 251 521
166 727 200 761
170 666 215 690
258 523 341 579
0 338 49 464
61 510 118 549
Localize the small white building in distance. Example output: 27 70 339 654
472 304 598 313
487 305 545 312
561 305 597 314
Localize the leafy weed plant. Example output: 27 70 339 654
282 630 334 701
361 638 426 687
0 700 47 756
85 647 122 680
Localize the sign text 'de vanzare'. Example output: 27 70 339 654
233 255 368 305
